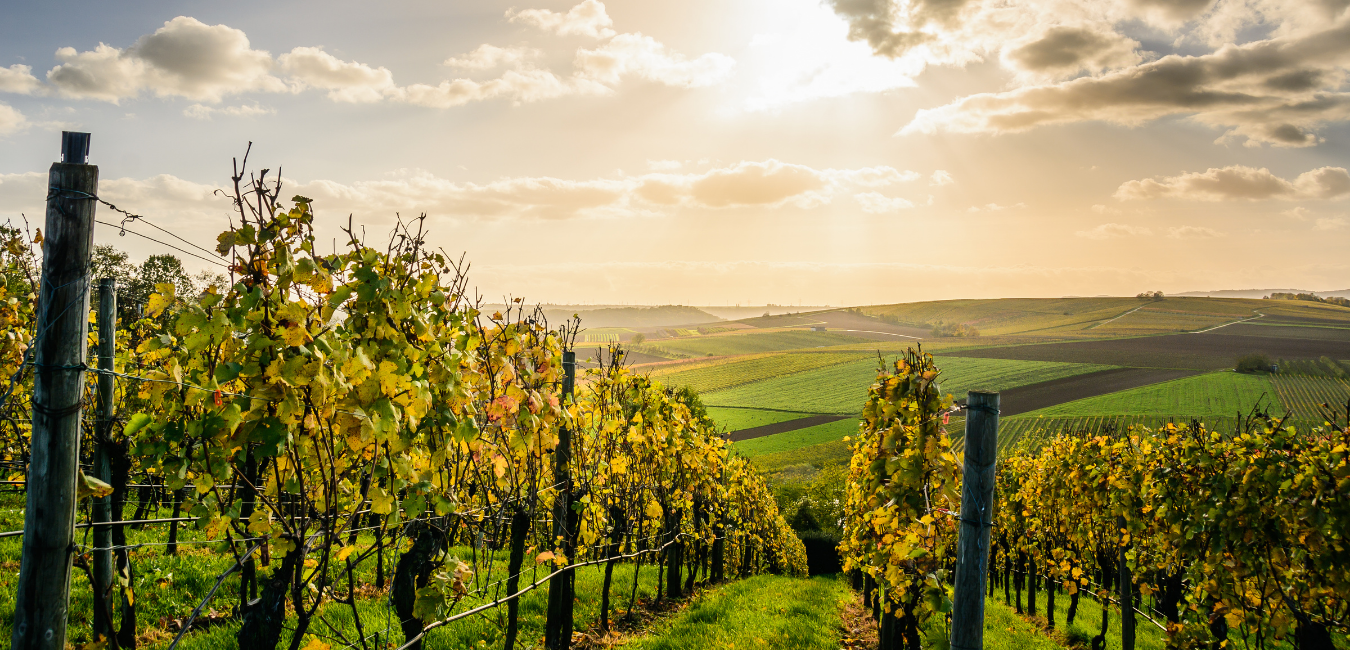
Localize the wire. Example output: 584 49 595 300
94 219 229 269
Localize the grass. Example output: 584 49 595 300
648 330 876 357
0 488 665 650
733 419 858 458
703 357 1114 416
1271 374 1350 421
624 574 850 650
861 297 1261 338
1025 371 1279 418
707 406 808 432
649 351 870 394
748 439 853 486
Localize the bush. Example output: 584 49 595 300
1235 353 1273 373
930 321 979 337
630 332 645 345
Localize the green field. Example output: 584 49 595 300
861 297 1263 338
707 406 808 432
1272 374 1350 421
1025 371 1279 418
650 351 870 394
645 330 875 357
704 356 1114 415
733 418 858 458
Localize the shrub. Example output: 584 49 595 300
930 321 979 337
630 332 645 345
1235 353 1273 373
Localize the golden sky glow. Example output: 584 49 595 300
1 0 1347 304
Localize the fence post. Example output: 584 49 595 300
91 277 116 641
12 131 98 650
545 350 577 650
1118 515 1135 650
950 391 1000 650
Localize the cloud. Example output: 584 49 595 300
508 0 616 39
1167 225 1224 238
0 65 43 95
824 0 972 60
1076 222 1153 239
900 19 1350 147
646 160 683 171
929 170 954 186
575 33 735 88
967 202 1025 212
1005 25 1141 78
1281 206 1310 220
1314 216 1347 230
1114 165 1350 201
0 160 931 229
401 70 608 108
183 103 275 119
47 16 285 103
855 192 916 212
277 47 398 103
443 45 542 70
0 103 25 135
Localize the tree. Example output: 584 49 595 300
125 254 195 311
630 332 646 345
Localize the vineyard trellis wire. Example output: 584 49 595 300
0 141 808 650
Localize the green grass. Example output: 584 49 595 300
650 351 870 394
1025 371 1279 418
624 574 850 650
704 357 1114 416
978 594 1066 650
733 419 858 458
708 407 808 432
649 331 876 357
749 439 854 486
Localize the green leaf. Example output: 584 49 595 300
123 412 153 436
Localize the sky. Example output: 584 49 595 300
1 0 1348 306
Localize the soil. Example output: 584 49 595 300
995 368 1199 416
728 414 846 441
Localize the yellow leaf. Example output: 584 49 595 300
336 545 356 562
76 470 113 501
145 292 173 318
301 637 331 650
535 551 555 564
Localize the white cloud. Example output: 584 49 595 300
507 0 617 39
967 202 1025 212
444 45 542 70
277 47 398 103
929 170 954 186
183 103 275 119
1314 217 1347 230
1281 206 1310 220
855 192 915 212
0 103 26 135
401 70 609 108
899 19 1350 148
1076 222 1152 239
0 65 43 95
46 16 285 103
1167 225 1224 238
575 33 735 88
1115 166 1350 201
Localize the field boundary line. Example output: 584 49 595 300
1190 312 1264 333
1087 304 1147 329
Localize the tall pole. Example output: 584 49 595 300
950 391 1000 650
12 131 98 650
1118 515 1135 650
92 278 116 641
545 350 577 650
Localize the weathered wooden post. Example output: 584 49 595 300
545 350 577 650
950 391 1000 650
12 131 98 650
91 277 116 641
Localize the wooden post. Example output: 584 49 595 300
91 278 116 641
950 391 999 650
1118 516 1135 650
12 131 98 650
545 350 577 650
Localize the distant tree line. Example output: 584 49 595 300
1136 290 1165 300
1265 292 1350 308
929 320 979 337
91 244 225 320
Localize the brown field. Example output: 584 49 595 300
728 414 847 442
992 367 1199 416
946 332 1350 370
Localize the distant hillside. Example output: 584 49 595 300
550 305 720 328
698 305 830 320
1177 288 1350 299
